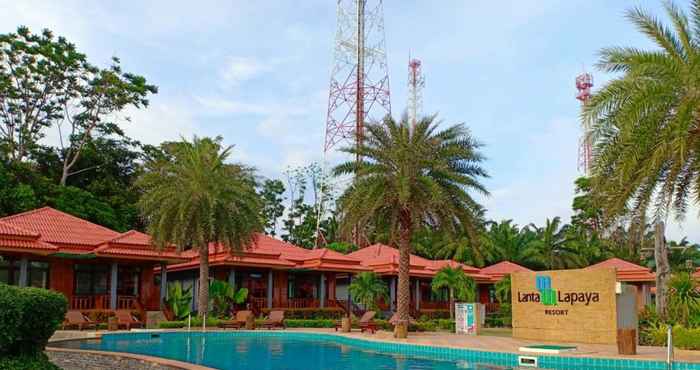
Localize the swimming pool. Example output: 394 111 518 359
50 331 699 370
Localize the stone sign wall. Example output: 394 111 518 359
511 267 618 344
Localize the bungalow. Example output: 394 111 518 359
0 207 187 317
165 235 369 313
477 261 533 313
346 244 492 315
587 257 655 310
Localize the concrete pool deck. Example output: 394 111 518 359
49 328 700 365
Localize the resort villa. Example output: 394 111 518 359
0 206 666 323
0 207 188 318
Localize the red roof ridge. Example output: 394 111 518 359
0 206 55 222
588 257 650 272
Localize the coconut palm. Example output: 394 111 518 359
482 220 537 267
334 115 488 337
349 272 389 311
583 1 700 317
138 136 262 316
527 217 583 269
431 266 476 319
494 275 511 304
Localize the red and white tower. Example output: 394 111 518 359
323 0 392 157
575 72 594 175
407 58 425 130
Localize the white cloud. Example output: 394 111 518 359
120 99 198 145
194 96 268 115
220 57 269 85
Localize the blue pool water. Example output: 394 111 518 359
50 331 699 370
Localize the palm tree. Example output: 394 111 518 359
349 272 389 311
583 1 700 318
431 266 476 319
138 136 262 316
482 220 537 267
527 217 583 269
334 115 488 337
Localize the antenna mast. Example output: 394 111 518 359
575 72 594 175
407 57 424 129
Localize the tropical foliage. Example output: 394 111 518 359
137 136 262 316
431 266 476 319
165 282 193 320
334 115 488 337
349 272 389 310
667 273 700 327
209 280 248 318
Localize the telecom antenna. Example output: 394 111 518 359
407 57 424 129
316 0 392 248
575 72 593 175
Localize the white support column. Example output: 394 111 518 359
415 279 421 311
267 270 273 309
228 269 236 288
18 257 28 287
389 276 396 312
319 274 326 308
110 263 118 310
160 263 167 310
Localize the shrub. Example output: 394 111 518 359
418 310 450 320
285 319 337 328
0 353 59 370
261 308 345 320
0 284 67 356
157 317 222 329
674 327 700 350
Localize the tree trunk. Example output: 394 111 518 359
198 245 210 317
394 211 412 339
449 288 454 319
654 221 670 321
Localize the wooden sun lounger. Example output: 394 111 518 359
261 310 285 330
62 310 97 331
358 311 377 333
114 310 144 330
219 310 252 329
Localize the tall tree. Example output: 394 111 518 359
527 217 582 269
482 220 537 267
431 266 476 319
583 2 700 318
0 27 157 184
137 136 262 316
334 115 488 338
259 179 285 236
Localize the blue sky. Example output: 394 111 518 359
2 0 697 241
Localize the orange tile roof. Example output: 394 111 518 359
587 257 655 282
480 261 533 282
0 207 184 263
346 244 490 281
0 207 120 249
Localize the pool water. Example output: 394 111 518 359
50 331 699 370
54 332 510 370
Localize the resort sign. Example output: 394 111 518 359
511 268 618 344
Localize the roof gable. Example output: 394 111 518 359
588 257 650 272
0 207 120 247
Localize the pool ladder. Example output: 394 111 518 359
667 325 674 370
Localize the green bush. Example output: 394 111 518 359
285 319 337 328
0 353 60 370
158 317 222 329
417 310 450 320
261 308 345 320
0 284 67 356
674 326 700 350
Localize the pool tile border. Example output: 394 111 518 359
98 331 699 370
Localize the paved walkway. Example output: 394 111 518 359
50 328 700 364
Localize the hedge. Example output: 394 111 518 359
642 324 700 350
0 353 60 370
260 308 345 320
158 318 456 331
0 283 67 356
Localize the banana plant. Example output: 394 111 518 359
209 280 248 318
165 281 193 320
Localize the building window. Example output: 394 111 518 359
0 257 18 285
117 266 140 296
28 261 49 289
74 264 109 295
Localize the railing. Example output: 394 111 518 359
285 298 319 309
485 302 501 314
70 295 140 310
248 297 267 313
